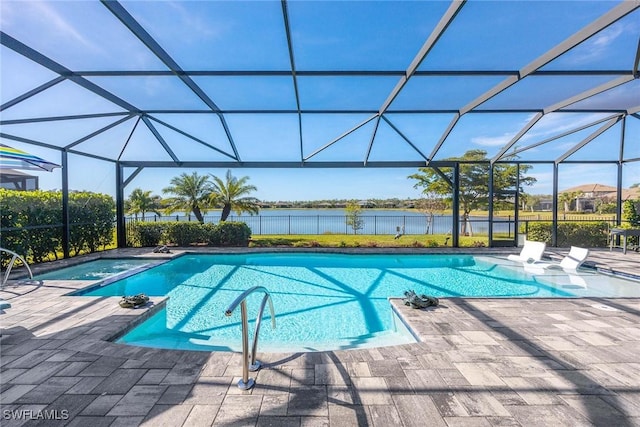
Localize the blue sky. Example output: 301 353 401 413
1 1 638 201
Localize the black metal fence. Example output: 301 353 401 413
124 214 617 237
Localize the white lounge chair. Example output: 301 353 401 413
507 240 546 263
533 246 590 271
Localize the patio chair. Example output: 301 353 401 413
531 246 590 271
507 240 546 263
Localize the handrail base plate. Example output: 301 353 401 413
237 378 255 390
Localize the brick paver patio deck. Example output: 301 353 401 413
1 248 639 426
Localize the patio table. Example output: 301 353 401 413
609 228 640 254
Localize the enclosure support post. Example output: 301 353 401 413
552 163 559 247
61 150 70 259
488 165 494 246
452 163 460 247
616 116 625 226
514 164 520 245
116 162 126 248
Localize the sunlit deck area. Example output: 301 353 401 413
1 248 639 426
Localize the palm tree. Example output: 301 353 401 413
210 170 259 221
162 172 212 223
126 188 163 220
558 191 583 213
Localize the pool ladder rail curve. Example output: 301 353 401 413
225 285 276 390
1 247 34 288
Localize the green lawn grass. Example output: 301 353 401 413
249 234 493 248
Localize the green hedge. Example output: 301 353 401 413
127 221 251 247
0 189 115 264
164 222 209 246
208 222 251 246
127 222 165 247
525 221 610 247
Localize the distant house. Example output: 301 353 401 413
357 200 376 208
560 183 639 212
537 199 553 211
0 169 38 191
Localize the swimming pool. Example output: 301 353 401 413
78 253 640 352
35 258 158 281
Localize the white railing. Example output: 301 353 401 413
225 286 276 390
1 247 33 288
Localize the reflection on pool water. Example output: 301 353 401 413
77 253 640 352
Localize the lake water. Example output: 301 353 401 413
129 209 513 236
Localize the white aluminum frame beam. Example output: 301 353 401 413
555 116 621 164
508 113 622 157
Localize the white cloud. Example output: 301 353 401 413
520 112 610 142
28 1 99 51
471 114 538 147
165 1 230 42
567 21 626 64
471 133 516 147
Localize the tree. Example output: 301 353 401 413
162 172 213 223
415 192 446 234
125 188 162 220
345 201 364 234
209 170 259 221
558 191 583 213
408 149 536 236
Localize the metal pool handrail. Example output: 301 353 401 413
225 285 276 390
1 247 33 288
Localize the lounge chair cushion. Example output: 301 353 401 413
507 240 546 263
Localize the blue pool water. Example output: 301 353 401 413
77 253 640 352
35 258 157 281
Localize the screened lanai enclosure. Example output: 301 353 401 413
1 0 639 256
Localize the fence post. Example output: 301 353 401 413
374 216 377 235
317 215 320 235
288 216 291 235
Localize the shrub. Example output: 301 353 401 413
526 221 609 247
526 222 553 244
164 222 208 246
69 192 116 254
0 189 114 263
622 200 640 227
128 222 166 247
209 222 252 246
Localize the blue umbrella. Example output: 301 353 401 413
0 144 61 172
